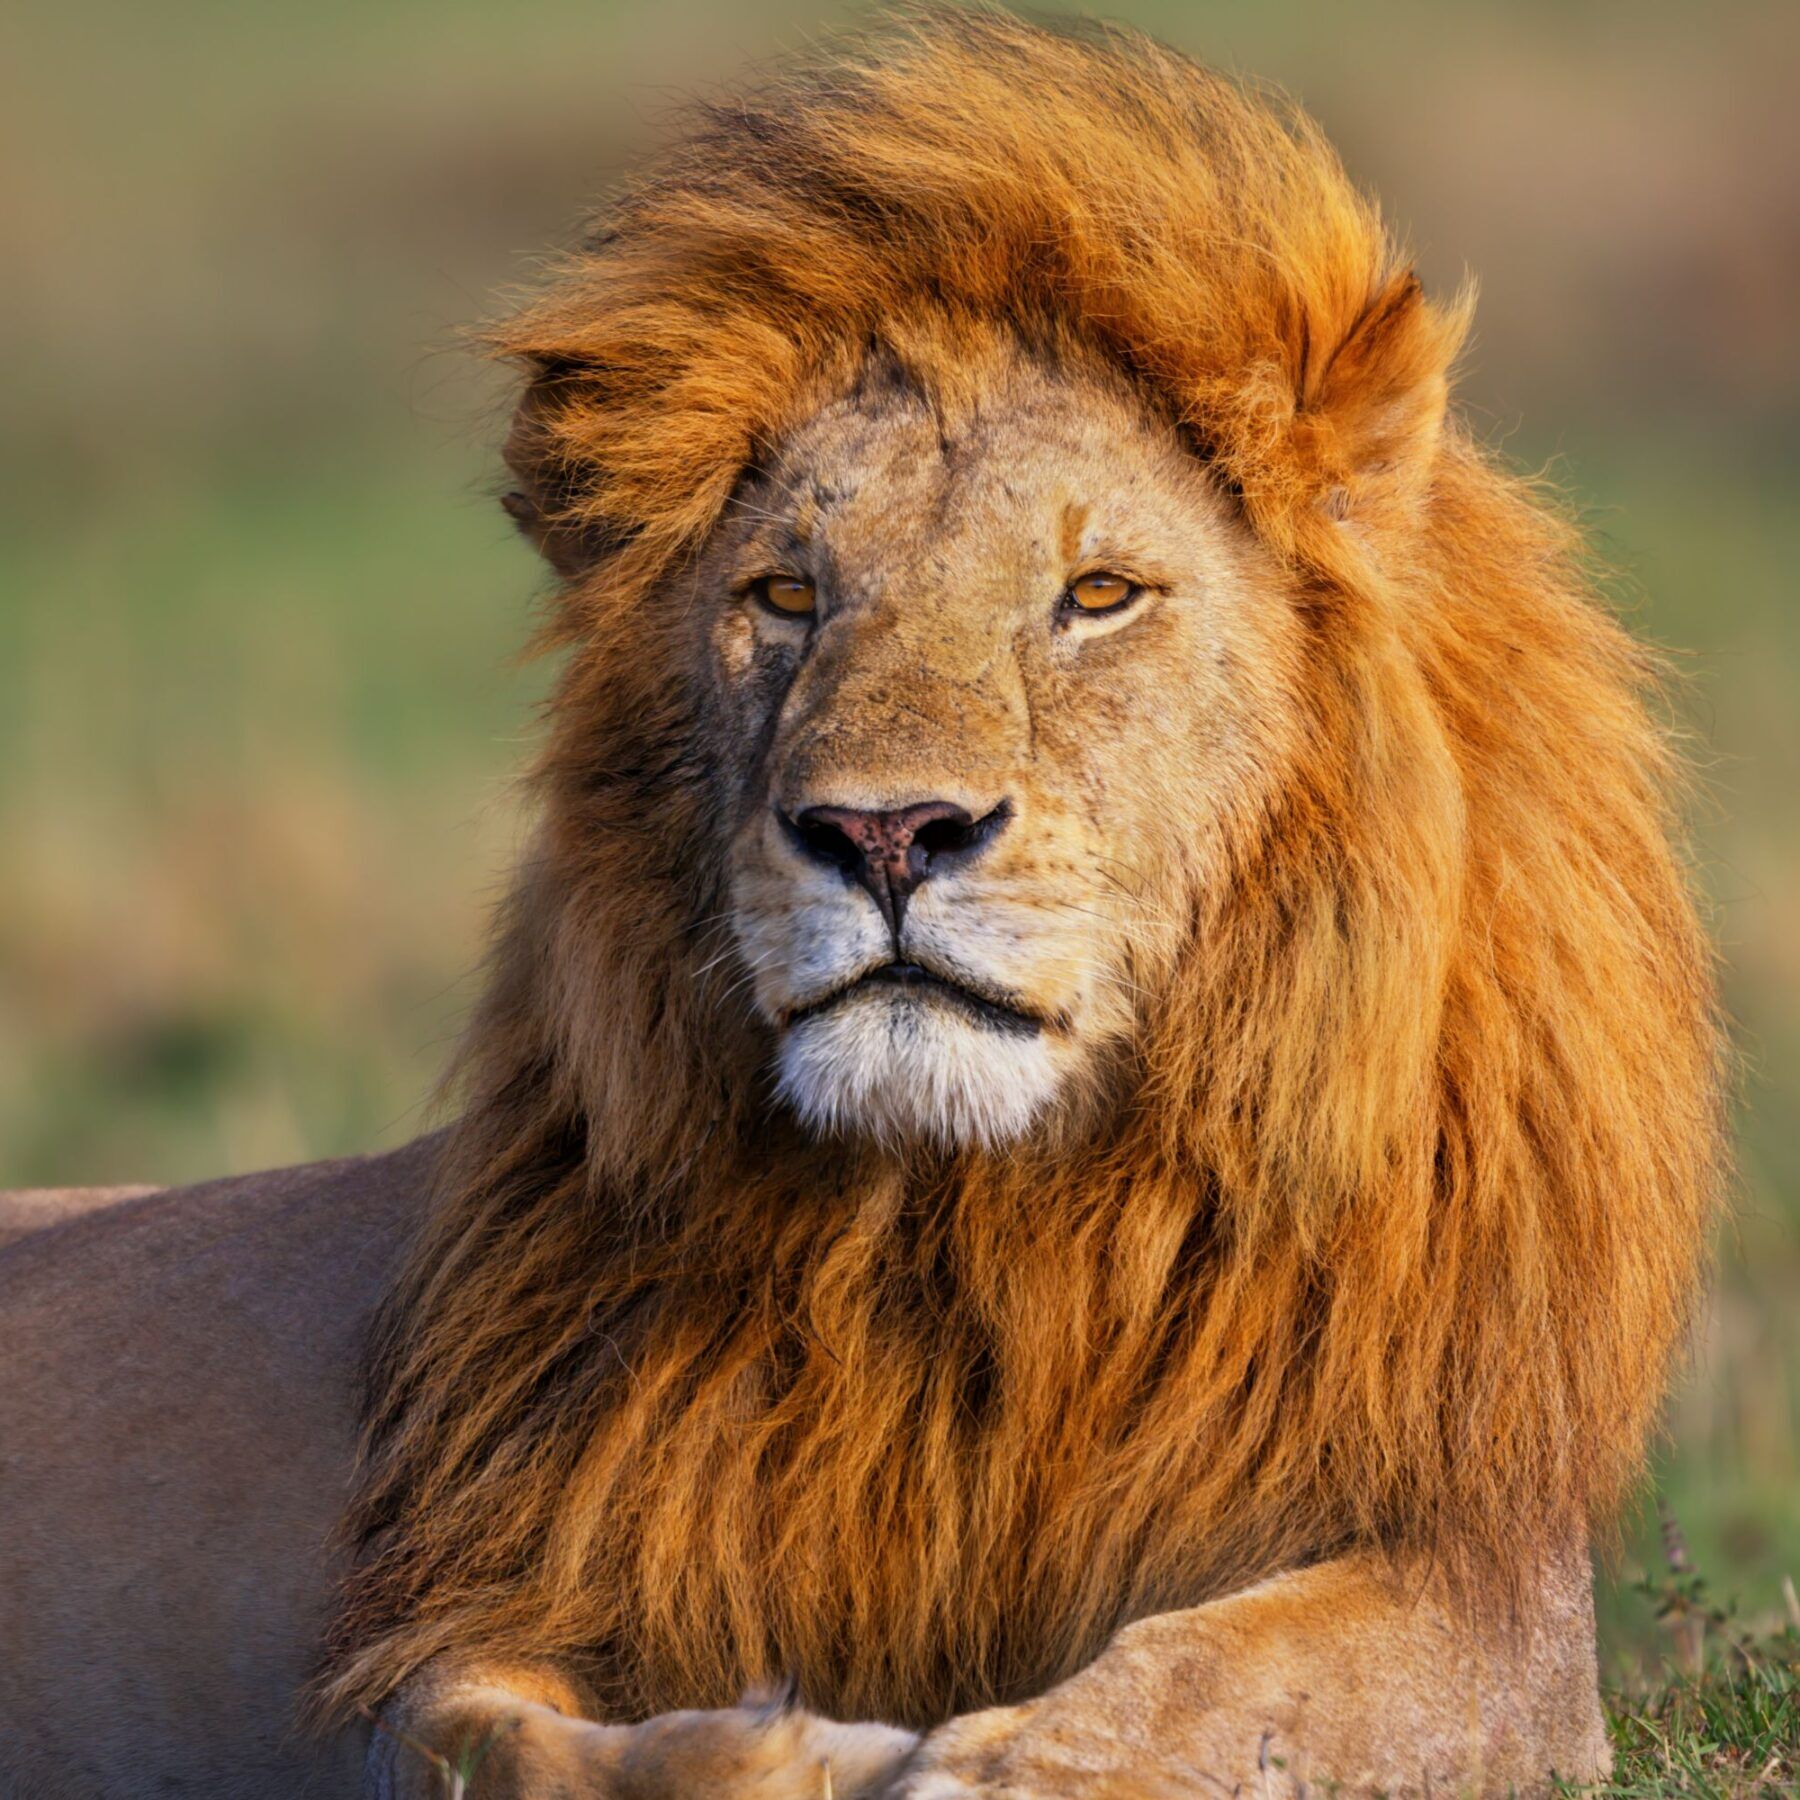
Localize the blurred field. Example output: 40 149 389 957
3 0 1796 1690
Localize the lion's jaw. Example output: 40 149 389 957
740 819 1087 1147
711 345 1302 1151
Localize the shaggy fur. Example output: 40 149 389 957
321 9 1724 1734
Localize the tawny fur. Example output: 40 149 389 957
321 7 1724 1739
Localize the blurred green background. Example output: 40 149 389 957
2 0 1795 1676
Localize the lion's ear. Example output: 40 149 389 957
499 363 618 580
499 487 611 581
1297 270 1470 518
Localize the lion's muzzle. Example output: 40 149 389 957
776 797 1013 939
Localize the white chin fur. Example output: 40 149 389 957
775 990 1060 1149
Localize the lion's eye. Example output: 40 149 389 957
1063 572 1138 615
753 575 817 618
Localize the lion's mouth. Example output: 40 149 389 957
786 960 1043 1037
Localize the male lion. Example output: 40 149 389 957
0 14 1722 1798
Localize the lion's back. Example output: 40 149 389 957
0 1137 437 1797
0 1183 162 1252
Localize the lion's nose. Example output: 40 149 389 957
778 798 1012 935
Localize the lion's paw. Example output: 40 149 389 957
610 1698 918 1800
884 1703 1194 1800
371 1688 916 1800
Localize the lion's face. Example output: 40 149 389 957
701 347 1302 1148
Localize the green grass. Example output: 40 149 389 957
1600 1643 1800 1797
1579 1549 1800 1798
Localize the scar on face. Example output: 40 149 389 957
1059 501 1090 568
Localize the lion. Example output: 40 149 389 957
0 13 1723 1798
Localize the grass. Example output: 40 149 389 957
1580 1537 1800 1798
1599 1631 1800 1797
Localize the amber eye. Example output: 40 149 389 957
1064 572 1138 615
753 575 817 618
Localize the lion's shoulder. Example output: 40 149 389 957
0 1136 438 1466
0 1138 439 1796
0 1136 438 1504
0 1136 435 1313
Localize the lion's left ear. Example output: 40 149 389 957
1293 270 1470 521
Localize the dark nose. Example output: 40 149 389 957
779 799 1012 936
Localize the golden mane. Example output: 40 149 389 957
321 10 1724 1730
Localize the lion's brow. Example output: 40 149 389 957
1059 501 1091 566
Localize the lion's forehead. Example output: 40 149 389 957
741 350 1206 599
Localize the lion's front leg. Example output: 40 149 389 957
888 1545 1611 1800
366 1657 918 1800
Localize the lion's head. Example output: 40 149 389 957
711 339 1300 1149
325 11 1723 1731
